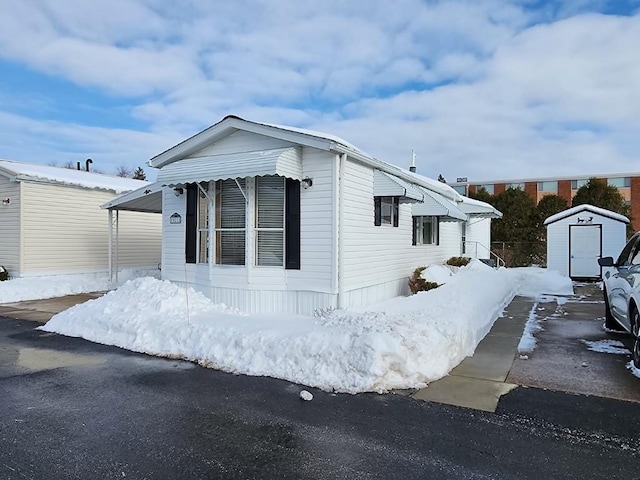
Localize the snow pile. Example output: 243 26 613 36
0 269 158 304
582 339 629 355
518 303 542 354
506 267 573 298
420 264 454 284
41 261 570 393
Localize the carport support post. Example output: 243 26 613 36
108 209 113 282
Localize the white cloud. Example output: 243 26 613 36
0 0 638 182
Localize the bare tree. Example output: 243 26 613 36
62 160 77 170
116 165 133 177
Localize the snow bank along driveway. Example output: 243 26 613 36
40 261 572 394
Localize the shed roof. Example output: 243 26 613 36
0 159 148 194
543 204 629 225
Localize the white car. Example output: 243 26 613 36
598 232 640 368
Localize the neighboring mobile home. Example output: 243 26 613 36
0 160 161 278
106 116 501 314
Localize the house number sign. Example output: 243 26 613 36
170 213 182 224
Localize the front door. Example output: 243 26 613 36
569 225 602 278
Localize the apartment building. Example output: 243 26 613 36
449 174 639 231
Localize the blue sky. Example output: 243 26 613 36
0 0 639 181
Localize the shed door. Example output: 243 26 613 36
569 224 602 278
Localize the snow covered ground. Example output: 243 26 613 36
0 269 159 304
38 261 573 394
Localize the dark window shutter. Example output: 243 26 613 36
374 197 381 226
285 178 301 270
393 197 399 227
436 218 440 246
185 184 197 263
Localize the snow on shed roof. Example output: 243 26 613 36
0 159 149 194
544 204 629 225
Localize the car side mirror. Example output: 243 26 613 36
598 256 615 267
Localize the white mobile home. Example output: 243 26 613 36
107 116 501 314
545 204 629 279
0 160 161 278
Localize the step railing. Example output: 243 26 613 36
462 241 506 268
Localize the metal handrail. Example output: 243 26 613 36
462 241 506 268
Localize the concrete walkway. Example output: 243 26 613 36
412 296 534 412
0 293 103 322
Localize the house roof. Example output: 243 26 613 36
459 196 503 218
0 159 148 194
543 204 629 225
147 115 462 202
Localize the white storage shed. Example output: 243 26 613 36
0 159 162 279
544 204 629 279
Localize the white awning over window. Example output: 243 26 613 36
412 188 468 222
458 197 503 219
156 147 303 187
373 170 424 203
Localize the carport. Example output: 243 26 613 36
544 204 629 279
101 182 163 282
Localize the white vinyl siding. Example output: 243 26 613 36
20 182 161 276
0 176 21 276
341 159 461 306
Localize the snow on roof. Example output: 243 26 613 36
0 159 149 194
544 204 629 225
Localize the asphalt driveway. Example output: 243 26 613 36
1 315 640 479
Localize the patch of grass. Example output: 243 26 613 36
446 256 470 267
408 267 440 294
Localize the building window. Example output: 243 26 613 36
506 183 524 190
412 216 439 245
571 179 588 190
452 185 467 195
608 177 631 188
374 196 399 227
255 176 284 267
477 184 494 195
215 179 246 265
537 181 558 192
197 183 210 263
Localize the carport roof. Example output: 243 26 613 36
544 204 629 225
101 182 162 213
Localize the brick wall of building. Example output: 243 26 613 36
524 182 537 203
631 177 640 232
494 183 506 195
558 180 572 204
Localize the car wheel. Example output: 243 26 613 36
632 308 640 370
604 290 624 332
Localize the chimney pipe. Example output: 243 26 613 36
85 158 93 172
409 150 416 173
77 162 81 170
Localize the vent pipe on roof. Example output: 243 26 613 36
85 158 93 172
410 150 416 173
77 161 81 170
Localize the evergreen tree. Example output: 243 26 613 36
537 194 568 223
572 178 632 234
490 188 542 266
132 167 146 180
469 186 494 205
437 174 447 183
